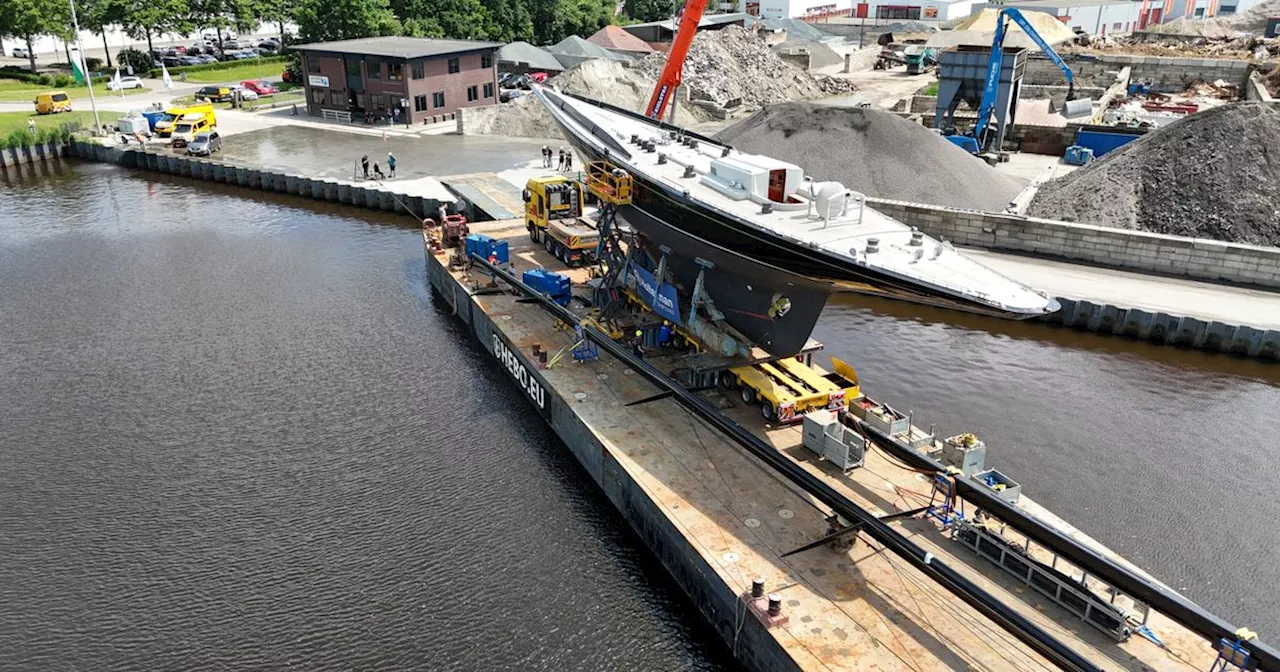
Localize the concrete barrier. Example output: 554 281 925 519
284 175 299 194
338 183 353 204
362 187 379 209
234 166 248 187
309 178 325 200
1044 298 1279 360
378 190 394 211
322 179 338 202
178 157 193 177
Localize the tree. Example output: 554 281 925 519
120 0 190 54
0 0 65 72
389 0 498 40
80 0 126 68
251 0 290 44
622 0 672 23
188 0 255 51
480 0 533 43
294 0 398 42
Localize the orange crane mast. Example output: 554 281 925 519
644 0 710 121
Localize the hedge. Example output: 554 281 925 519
147 54 289 79
0 123 79 151
0 68 103 87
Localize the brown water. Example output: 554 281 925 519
1 159 1276 671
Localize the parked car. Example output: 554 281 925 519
528 72 548 84
107 75 144 90
185 130 222 156
231 51 257 60
229 85 258 100
194 54 218 64
34 91 72 114
12 46 32 59
498 72 516 87
240 79 276 96
194 85 232 103
256 45 277 55
187 45 203 55
177 56 201 66
162 56 182 67
500 89 525 103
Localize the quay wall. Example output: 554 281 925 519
1 141 65 170
65 140 449 221
426 252 800 671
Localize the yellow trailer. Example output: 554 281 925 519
720 356 860 423
524 175 599 267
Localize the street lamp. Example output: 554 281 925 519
67 0 102 134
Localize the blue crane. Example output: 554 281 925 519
952 8 1080 154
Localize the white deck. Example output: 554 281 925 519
537 88 1058 316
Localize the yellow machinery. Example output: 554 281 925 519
720 356 860 423
584 160 633 205
524 175 599 267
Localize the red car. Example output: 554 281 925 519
528 72 548 83
240 79 277 95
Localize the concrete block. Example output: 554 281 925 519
210 163 226 181
362 187 379 209
234 166 249 186
247 169 262 189
1066 300 1093 329
378 190 395 211
1171 317 1206 347
1230 326 1264 357
338 182 353 203
1119 308 1149 338
1044 298 1072 325
1089 304 1121 333
1260 330 1280 361
324 179 339 201
284 174 299 194
1201 321 1234 352
309 178 325 199
1144 312 1178 342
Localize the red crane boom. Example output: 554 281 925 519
644 0 709 121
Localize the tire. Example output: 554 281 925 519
718 371 738 391
527 222 536 242
740 386 756 404
761 401 777 422
544 236 553 253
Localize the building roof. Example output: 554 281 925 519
546 35 632 61
624 11 753 32
588 25 656 52
292 36 501 59
497 41 566 70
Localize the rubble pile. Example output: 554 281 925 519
1028 103 1280 245
1146 0 1280 37
462 25 856 138
1069 34 1280 60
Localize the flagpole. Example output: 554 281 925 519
67 0 102 133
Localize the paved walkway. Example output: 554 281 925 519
968 248 1280 330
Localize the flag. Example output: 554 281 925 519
161 63 173 90
69 48 88 86
112 68 122 89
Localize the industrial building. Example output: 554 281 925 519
293 36 501 122
976 0 1146 33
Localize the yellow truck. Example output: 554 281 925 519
719 356 861 423
155 102 216 137
523 175 599 267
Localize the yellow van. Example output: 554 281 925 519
155 102 215 137
34 91 72 115
169 113 214 148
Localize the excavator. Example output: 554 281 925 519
644 0 709 122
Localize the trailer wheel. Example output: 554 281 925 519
544 236 553 253
718 371 738 391
761 401 777 422
740 386 756 404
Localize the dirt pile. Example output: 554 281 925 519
1072 33 1280 60
1147 0 1280 37
1027 103 1280 244
462 26 856 138
717 103 1024 212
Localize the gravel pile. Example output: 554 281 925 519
463 26 856 138
717 103 1024 211
1027 103 1280 244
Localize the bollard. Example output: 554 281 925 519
767 594 782 617
751 578 765 598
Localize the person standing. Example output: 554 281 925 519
361 155 370 180
564 150 573 173
387 152 397 178
556 149 565 172
28 118 37 135
541 145 550 168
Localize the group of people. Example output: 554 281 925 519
360 152 398 181
361 107 403 126
540 145 574 172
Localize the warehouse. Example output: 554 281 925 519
294 36 501 123
977 0 1146 34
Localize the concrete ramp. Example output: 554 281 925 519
440 173 526 221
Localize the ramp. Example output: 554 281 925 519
439 173 525 221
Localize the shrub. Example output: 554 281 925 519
53 73 72 87
118 49 154 73
3 128 33 150
36 73 52 86
85 57 103 72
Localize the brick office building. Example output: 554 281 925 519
294 37 501 123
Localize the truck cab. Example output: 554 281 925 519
523 176 599 267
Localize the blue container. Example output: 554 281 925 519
141 110 168 132
1126 82 1151 96
522 268 571 306
1075 127 1144 158
1063 145 1094 166
465 234 510 265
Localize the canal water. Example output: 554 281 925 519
2 161 1277 669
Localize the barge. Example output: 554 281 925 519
424 217 1228 671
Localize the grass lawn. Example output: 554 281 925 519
0 110 116 137
0 78 152 102
180 60 287 84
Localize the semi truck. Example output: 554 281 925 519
524 176 600 267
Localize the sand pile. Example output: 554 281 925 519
463 25 856 138
717 103 1024 212
1027 103 1280 244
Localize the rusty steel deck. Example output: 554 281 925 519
428 218 1217 671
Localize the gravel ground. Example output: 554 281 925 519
717 103 1024 211
1027 102 1280 244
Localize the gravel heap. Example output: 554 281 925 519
717 103 1024 211
1027 103 1280 244
463 26 856 138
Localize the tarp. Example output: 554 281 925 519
497 41 566 71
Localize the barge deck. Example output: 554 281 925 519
425 217 1219 671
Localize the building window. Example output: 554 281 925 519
447 57 460 74
371 94 386 110
368 60 381 79
310 87 324 103
412 61 424 79
307 56 320 74
467 85 478 102
483 82 494 99
432 91 445 108
1112 21 1122 29
345 59 360 77
481 52 493 69
389 61 403 81
330 90 343 107
414 94 427 112
875 5 920 19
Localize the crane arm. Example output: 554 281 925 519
972 8 1074 147
645 0 709 120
